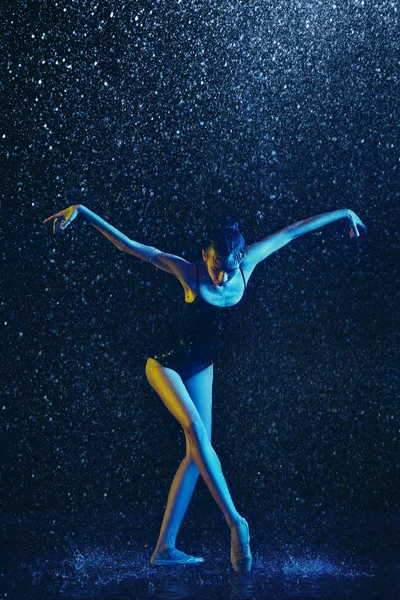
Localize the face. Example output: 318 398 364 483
202 249 241 287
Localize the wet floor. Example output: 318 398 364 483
2 550 398 600
1 511 399 599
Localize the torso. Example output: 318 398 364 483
182 260 248 307
149 259 249 378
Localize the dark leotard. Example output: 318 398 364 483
151 262 247 381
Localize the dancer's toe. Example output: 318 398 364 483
230 517 252 573
150 548 204 565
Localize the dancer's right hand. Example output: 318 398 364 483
43 205 80 234
347 210 367 239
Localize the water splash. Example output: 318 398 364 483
58 544 149 587
281 553 373 578
253 550 374 579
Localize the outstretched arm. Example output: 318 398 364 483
243 208 366 270
79 205 158 260
43 204 192 280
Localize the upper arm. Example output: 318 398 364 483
151 250 192 283
242 229 293 272
122 238 192 282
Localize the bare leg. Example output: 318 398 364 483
152 454 199 555
153 365 213 557
145 359 242 537
150 365 214 555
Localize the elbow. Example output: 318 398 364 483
113 239 127 252
118 237 138 255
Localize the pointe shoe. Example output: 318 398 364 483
230 517 252 573
150 548 204 565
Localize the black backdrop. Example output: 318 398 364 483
2 0 399 556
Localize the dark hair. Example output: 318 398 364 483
203 218 245 268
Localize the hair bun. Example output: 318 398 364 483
222 217 239 231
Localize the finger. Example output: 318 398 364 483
356 218 367 231
53 218 63 234
43 214 57 224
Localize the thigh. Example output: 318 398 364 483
184 364 214 440
146 357 206 434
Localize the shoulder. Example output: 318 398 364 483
151 252 195 280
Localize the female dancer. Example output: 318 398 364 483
44 205 366 572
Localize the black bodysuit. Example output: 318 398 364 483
151 262 247 381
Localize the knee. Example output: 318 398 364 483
185 419 209 447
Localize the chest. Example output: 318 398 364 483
185 269 245 307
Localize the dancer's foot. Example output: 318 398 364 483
230 517 252 573
150 548 204 565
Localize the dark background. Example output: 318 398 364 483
2 0 399 562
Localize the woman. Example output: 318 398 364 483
44 204 366 572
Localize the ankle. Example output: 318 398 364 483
228 515 245 530
154 543 174 555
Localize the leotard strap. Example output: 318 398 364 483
239 265 247 289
